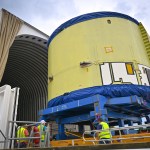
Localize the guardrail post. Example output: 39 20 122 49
4 121 10 149
47 123 50 147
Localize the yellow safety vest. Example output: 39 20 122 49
99 122 111 139
37 125 45 141
17 127 28 143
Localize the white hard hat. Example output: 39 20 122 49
40 120 46 124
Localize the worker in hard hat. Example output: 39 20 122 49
97 118 112 144
16 124 29 148
93 113 101 129
37 120 47 147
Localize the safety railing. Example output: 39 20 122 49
83 123 150 144
0 120 51 149
0 130 6 143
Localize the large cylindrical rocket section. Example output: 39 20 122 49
48 12 150 101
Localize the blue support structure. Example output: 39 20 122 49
57 124 66 140
118 119 127 134
61 114 90 124
107 111 141 122
118 119 124 127
95 95 108 121
40 94 150 140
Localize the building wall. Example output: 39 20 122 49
48 17 150 101
17 23 48 40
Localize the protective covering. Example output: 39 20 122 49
0 9 23 81
47 11 139 46
47 84 150 108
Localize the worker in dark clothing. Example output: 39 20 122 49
96 118 111 144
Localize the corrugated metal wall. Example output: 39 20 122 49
0 35 48 121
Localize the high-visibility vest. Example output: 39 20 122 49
17 127 28 143
99 122 111 139
37 125 45 141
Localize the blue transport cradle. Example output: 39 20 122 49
39 84 150 140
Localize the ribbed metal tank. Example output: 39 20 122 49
48 12 150 101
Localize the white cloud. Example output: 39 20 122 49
30 16 68 35
73 0 117 14
114 0 150 33
0 0 150 34
47 0 150 34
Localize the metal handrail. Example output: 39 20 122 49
83 123 150 144
0 130 6 140
1 120 51 149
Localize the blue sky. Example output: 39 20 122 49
0 0 150 36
